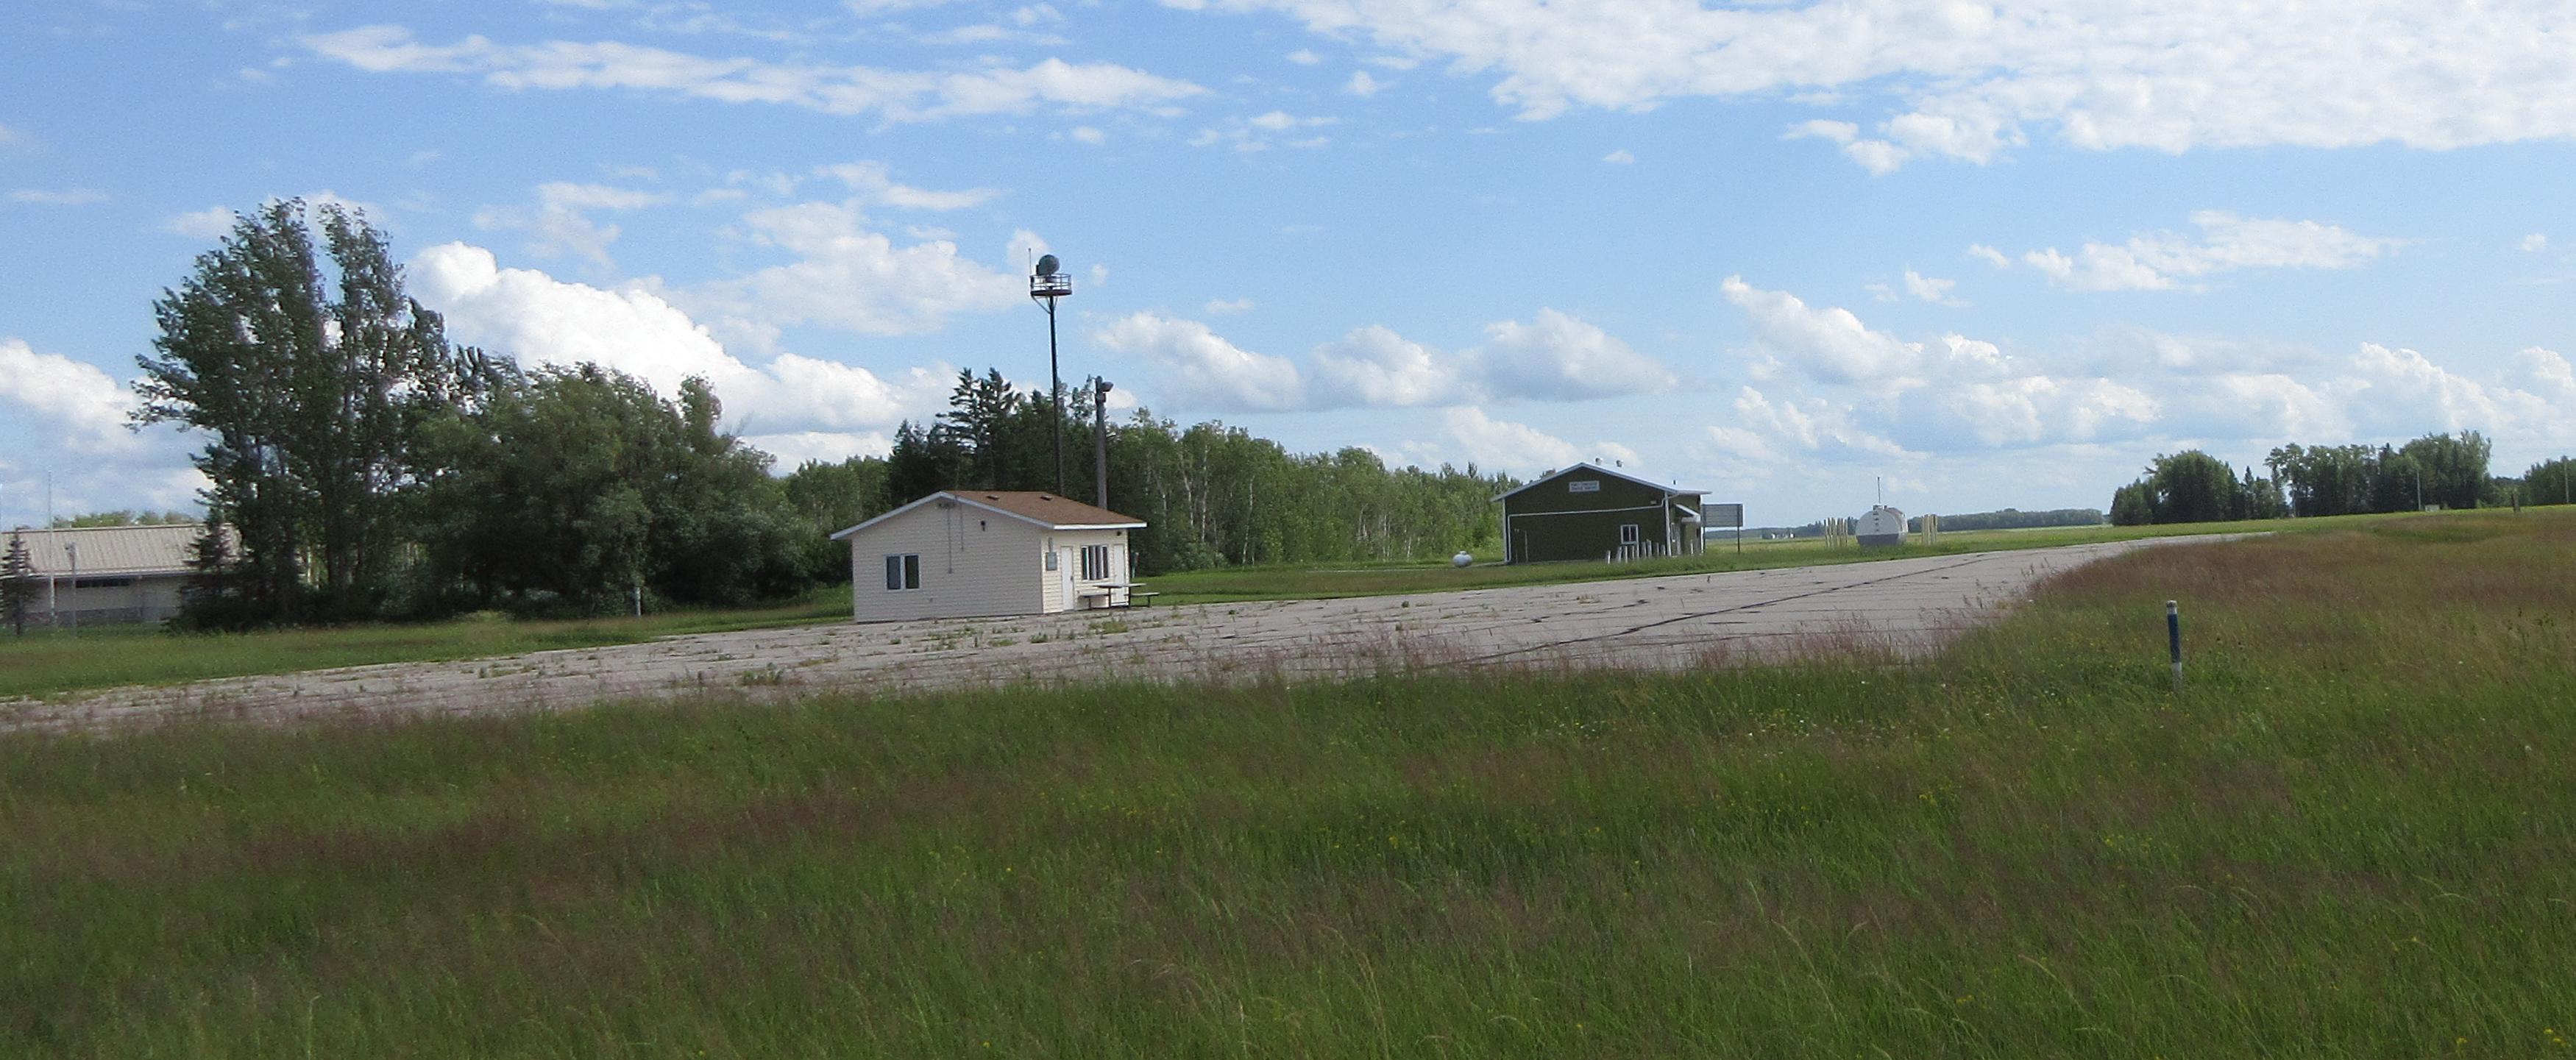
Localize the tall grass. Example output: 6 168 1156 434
3 512 2572 1056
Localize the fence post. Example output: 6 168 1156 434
2166 600 2182 693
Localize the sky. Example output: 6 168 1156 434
4 0 2574 531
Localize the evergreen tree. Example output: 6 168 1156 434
174 524 247 631
1 530 35 637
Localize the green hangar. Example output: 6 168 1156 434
1496 463 1709 564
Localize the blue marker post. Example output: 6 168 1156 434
2166 600 2183 693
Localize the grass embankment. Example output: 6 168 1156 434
6 512 2575 1056
0 591 846 700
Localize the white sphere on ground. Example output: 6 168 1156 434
1452 551 1474 568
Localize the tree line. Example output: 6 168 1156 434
811 367 1511 576
2107 431 2572 525
130 202 1511 629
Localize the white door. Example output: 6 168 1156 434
1057 548 1076 611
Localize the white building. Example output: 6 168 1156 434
4 523 221 627
830 491 1147 622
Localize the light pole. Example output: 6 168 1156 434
1029 254 1074 495
1093 379 1113 510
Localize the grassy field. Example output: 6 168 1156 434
0 590 848 701
4 510 2572 1056
1140 511 2395 604
0 511 2430 700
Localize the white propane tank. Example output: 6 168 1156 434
1452 551 1474 568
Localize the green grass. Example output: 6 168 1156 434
0 589 848 700
4 510 2573 1056
0 511 2438 699
1143 510 2402 604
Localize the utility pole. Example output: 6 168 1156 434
1029 255 1074 495
65 541 76 636
1093 379 1113 510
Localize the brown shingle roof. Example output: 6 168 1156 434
954 491 1144 528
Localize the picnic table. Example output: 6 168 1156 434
1077 582 1157 608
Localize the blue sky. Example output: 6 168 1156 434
4 0 2573 530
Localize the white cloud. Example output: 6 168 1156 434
2522 233 2550 253
1311 325 1469 407
1169 1 2576 170
1901 269 1962 305
1477 308 1675 399
1966 243 2011 268
8 188 108 206
0 338 136 452
301 25 1204 122
814 161 998 210
162 207 238 239
914 21 1068 46
2349 342 2553 438
1441 407 1583 473
1203 297 1255 315
2164 372 2352 441
473 181 670 267
1192 110 1335 151
1091 310 1681 413
1784 119 1856 144
1600 149 1634 164
1995 211 2400 291
1722 276 1922 388
1345 70 1387 96
1933 376 2160 447
739 430 895 467
1007 227 1051 270
411 242 947 435
846 0 965 13
1067 124 1107 145
1285 49 1321 65
1727 385 1910 460
684 202 1026 342
0 124 25 148
1721 281 2170 452
1091 312 1307 411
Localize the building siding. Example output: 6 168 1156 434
1499 466 1709 563
845 502 1044 622
842 500 1142 622
1038 530 1134 613
30 573 186 627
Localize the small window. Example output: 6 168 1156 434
73 577 136 589
884 553 921 591
1569 480 1601 494
1080 544 1111 581
1619 524 1640 545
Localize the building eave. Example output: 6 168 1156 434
1493 462 1709 504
